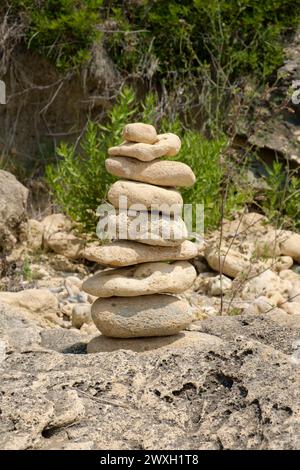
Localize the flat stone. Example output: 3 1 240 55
108 180 183 212
91 294 193 338
82 261 197 297
122 123 157 144
99 211 188 246
108 133 181 161
83 240 198 267
205 245 250 278
105 157 196 187
87 330 223 353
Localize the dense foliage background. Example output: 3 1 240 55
2 0 300 233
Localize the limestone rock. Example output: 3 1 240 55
255 229 300 262
0 289 59 326
205 245 250 278
282 302 300 315
45 231 85 260
108 133 181 162
99 211 188 246
87 330 223 353
122 123 157 144
42 214 85 259
105 157 196 187
91 294 193 338
82 261 197 297
83 240 198 267
72 303 92 329
0 170 29 252
108 180 183 212
0 301 42 353
274 256 293 272
280 232 300 262
45 390 85 430
209 275 233 296
42 213 72 241
1 314 300 449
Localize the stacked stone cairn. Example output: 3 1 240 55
83 123 199 341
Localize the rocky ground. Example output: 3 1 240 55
1 300 300 450
1 169 300 449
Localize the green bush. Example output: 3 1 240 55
259 160 300 231
45 88 136 232
105 0 300 84
46 88 252 234
11 0 103 70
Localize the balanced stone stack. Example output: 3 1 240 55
83 123 199 340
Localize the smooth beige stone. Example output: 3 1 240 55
205 246 250 278
99 211 188 246
83 240 198 267
280 232 300 262
108 133 181 162
107 180 183 212
91 294 193 338
87 331 223 354
82 261 197 297
122 123 157 144
105 157 196 187
72 304 92 329
157 133 181 156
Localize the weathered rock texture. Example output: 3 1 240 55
0 170 28 252
1 301 300 450
84 240 198 267
108 133 181 161
83 261 196 297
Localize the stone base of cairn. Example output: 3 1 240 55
83 123 199 344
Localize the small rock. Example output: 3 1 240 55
45 390 85 430
282 302 300 315
87 331 223 354
42 214 85 259
72 303 92 329
83 240 198 267
122 123 157 144
50 254 86 273
42 213 72 240
0 170 28 252
21 219 43 251
205 245 250 278
209 275 232 296
64 276 82 297
108 133 181 161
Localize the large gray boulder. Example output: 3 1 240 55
0 170 28 252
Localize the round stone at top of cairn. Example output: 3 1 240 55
83 122 198 339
